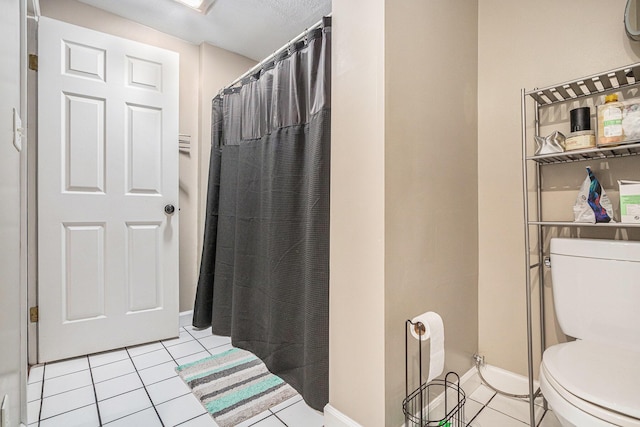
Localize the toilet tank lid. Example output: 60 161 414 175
550 238 640 262
543 340 640 420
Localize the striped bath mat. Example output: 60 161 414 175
176 347 298 427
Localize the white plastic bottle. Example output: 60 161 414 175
600 94 623 145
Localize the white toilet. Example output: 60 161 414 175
540 238 640 427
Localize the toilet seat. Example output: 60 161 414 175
541 340 640 427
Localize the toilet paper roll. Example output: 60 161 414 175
409 311 445 382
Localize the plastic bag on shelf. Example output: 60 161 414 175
573 167 614 223
534 131 565 155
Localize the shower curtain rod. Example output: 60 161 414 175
223 14 331 90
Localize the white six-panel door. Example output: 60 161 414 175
38 17 179 362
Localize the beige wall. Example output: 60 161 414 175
39 0 254 313
384 0 478 425
330 1 478 425
478 0 640 376
329 0 387 425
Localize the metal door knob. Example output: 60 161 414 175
164 204 175 215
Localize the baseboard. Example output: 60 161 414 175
459 365 481 397
324 404 363 427
179 310 193 328
478 363 539 394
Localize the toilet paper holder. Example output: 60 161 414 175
413 322 426 337
403 318 467 426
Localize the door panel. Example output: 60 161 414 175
126 222 162 312
126 104 162 194
64 93 106 192
63 223 106 321
38 17 179 362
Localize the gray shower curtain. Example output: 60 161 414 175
192 18 330 411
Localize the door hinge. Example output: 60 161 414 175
28 54 38 71
29 306 38 323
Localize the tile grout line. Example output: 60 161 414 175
485 390 498 406
92 359 141 390
173 413 210 426
86 355 104 426
157 335 211 425
466 390 497 426
467 386 551 426
536 408 548 427
38 403 96 424
268 396 303 417
38 358 96 424
125 347 166 427
160 331 187 367
466 403 485 426
184 326 239 358
485 403 535 425
101 407 157 426
161 329 211 367
163 327 210 427
35 372 98 401
41 351 132 394
271 412 289 427
485 390 546 426
37 364 46 424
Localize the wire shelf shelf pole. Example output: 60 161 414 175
521 88 537 427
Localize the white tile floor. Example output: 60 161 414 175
27 326 324 427
461 384 562 427
29 327 562 427
409 371 562 427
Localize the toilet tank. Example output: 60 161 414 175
550 238 640 352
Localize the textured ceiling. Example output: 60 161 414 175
76 0 331 61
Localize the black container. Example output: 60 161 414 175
570 107 591 132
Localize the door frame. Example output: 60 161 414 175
26 6 38 368
21 0 36 425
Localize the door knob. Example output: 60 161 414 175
164 204 175 215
